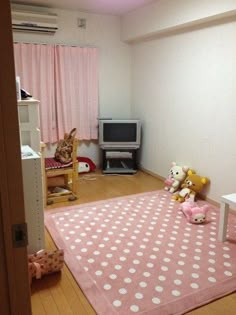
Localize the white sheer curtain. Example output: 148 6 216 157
13 42 99 143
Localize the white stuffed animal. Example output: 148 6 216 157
164 162 188 193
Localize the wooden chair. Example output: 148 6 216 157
41 136 79 206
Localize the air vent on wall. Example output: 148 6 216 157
11 9 58 34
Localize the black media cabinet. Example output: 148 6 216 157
101 148 138 174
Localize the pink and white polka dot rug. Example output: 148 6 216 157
45 190 236 315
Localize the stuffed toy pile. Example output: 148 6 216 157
164 165 210 224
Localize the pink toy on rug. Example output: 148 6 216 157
180 200 210 224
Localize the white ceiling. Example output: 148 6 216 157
11 0 156 16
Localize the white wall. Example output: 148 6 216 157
12 4 132 165
122 1 236 202
122 0 236 42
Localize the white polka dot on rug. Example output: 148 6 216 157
115 265 122 270
208 277 216 282
152 297 161 304
113 300 122 307
161 266 168 271
119 288 127 294
147 262 154 268
223 254 230 258
95 270 103 276
143 271 151 277
155 285 163 292
158 275 166 281
176 269 184 275
133 259 140 264
172 290 181 296
124 277 132 283
130 305 139 312
190 283 199 289
124 249 130 254
135 292 143 299
194 256 201 260
139 281 147 288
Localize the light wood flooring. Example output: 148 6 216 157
31 170 236 315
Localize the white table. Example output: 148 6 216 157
218 193 236 241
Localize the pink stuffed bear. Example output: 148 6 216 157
180 200 210 224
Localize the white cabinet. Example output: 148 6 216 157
21 145 45 253
18 99 45 254
18 99 41 153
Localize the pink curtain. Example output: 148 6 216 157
14 43 57 143
13 43 99 143
55 46 98 140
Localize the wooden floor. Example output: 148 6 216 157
31 170 236 315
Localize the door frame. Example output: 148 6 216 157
0 0 31 313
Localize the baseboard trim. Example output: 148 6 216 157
139 166 165 182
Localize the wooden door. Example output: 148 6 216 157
0 0 31 314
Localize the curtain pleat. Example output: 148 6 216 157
13 43 98 143
55 46 98 140
14 43 57 143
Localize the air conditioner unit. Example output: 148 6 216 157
11 9 58 34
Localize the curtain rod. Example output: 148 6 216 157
13 40 97 48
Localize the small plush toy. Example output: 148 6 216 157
164 162 188 193
173 170 209 202
77 157 96 174
180 200 210 224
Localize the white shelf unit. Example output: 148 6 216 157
18 99 41 153
21 145 45 254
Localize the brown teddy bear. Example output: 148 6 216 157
173 170 209 202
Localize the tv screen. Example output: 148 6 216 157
103 123 137 142
99 119 141 148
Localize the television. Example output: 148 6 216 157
98 119 141 149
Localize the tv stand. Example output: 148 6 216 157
101 148 138 174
